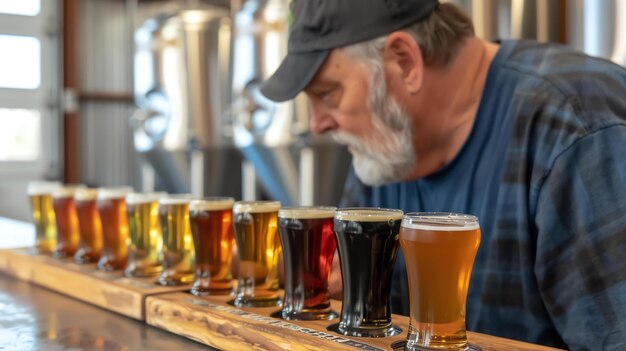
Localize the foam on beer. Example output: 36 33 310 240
27 181 62 196
126 192 167 205
74 188 101 201
278 206 336 219
233 201 281 214
52 185 87 198
158 194 194 205
335 208 404 222
189 198 235 211
402 214 480 231
97 187 134 200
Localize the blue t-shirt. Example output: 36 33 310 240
341 40 626 350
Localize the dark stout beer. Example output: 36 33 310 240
330 207 403 337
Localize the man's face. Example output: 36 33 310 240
305 50 416 186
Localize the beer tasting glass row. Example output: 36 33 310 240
27 182 480 350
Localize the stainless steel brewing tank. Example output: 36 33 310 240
230 0 351 206
133 6 243 197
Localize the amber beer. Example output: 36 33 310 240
125 193 165 277
27 182 61 254
330 207 403 337
97 187 133 271
274 206 337 320
74 188 102 264
51 185 85 258
232 201 282 307
158 195 195 286
189 197 235 295
400 213 481 351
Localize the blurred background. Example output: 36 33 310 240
0 0 624 222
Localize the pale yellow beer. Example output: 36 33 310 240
400 213 481 351
27 181 61 254
74 188 102 264
97 187 133 271
232 201 282 307
125 192 166 277
51 185 85 258
158 195 195 286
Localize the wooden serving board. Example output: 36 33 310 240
146 292 564 351
0 248 190 320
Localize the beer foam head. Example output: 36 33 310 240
402 213 480 231
278 206 336 219
158 194 194 205
98 187 134 200
52 184 87 198
126 192 167 205
233 201 281 214
335 207 403 222
27 181 62 196
74 188 101 201
189 197 235 212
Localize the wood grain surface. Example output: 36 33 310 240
0 248 190 320
146 292 565 351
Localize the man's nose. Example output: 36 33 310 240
309 103 339 134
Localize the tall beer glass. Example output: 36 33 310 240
27 181 61 254
401 213 480 351
97 187 133 271
189 197 235 296
74 188 102 264
273 206 337 320
51 185 85 258
231 201 282 307
329 207 403 337
125 192 165 277
158 195 195 286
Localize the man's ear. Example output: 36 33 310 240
383 31 424 94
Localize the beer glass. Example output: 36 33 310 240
329 207 403 337
51 185 85 258
27 181 61 254
97 187 133 271
158 195 195 286
272 206 337 320
74 188 103 264
189 197 235 296
231 201 282 307
400 213 480 351
125 192 166 277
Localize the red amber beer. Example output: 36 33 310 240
51 185 85 258
189 197 235 295
97 187 133 271
274 206 337 320
74 188 103 264
330 207 403 337
125 192 165 277
27 181 61 254
232 201 282 307
400 213 481 350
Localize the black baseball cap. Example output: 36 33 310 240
260 0 439 102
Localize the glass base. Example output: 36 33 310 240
327 322 402 338
190 287 233 297
74 250 100 264
157 273 194 286
125 265 162 278
270 308 338 321
396 341 482 351
229 296 282 308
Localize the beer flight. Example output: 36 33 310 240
27 181 481 351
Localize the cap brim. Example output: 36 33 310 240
260 50 329 102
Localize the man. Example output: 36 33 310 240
261 0 626 350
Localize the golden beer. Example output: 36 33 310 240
400 213 481 351
51 185 85 258
97 187 133 271
189 197 235 296
125 192 165 277
158 195 195 286
232 201 282 307
74 188 102 264
27 181 61 254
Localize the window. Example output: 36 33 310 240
0 35 41 89
0 0 40 16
